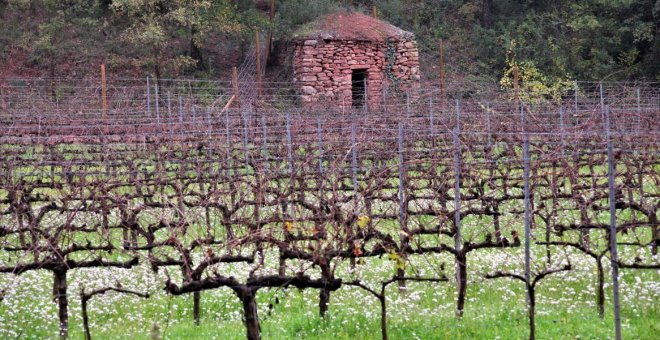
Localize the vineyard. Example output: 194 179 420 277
0 79 659 339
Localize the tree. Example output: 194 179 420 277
110 0 248 78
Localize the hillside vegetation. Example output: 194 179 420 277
0 0 658 82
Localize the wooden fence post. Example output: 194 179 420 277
232 66 239 107
439 38 445 105
101 64 107 119
256 31 262 98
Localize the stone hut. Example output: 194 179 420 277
292 11 420 109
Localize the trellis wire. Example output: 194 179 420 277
0 79 658 339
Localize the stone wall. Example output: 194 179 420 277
293 38 420 108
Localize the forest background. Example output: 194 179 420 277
0 0 658 84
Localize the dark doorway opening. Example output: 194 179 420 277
351 69 367 108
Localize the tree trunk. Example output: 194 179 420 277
122 228 130 249
397 267 407 291
278 255 286 276
31 229 40 261
193 291 201 325
319 288 330 317
650 214 658 255
653 225 659 256
493 204 502 243
18 214 26 247
189 25 204 71
596 257 605 318
131 226 139 248
154 62 162 91
528 286 535 340
54 270 68 339
319 261 331 316
82 296 91 340
238 288 260 340
481 0 494 28
455 252 467 318
581 229 591 250
379 296 388 340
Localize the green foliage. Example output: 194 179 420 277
485 0 658 80
111 0 222 76
499 40 573 105
374 0 659 81
275 0 341 37
1 0 101 72
0 0 658 80
383 40 401 93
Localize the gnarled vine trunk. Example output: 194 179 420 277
318 259 331 316
54 269 68 339
193 291 201 325
528 286 536 340
455 252 467 318
379 296 388 340
596 257 605 318
236 288 260 340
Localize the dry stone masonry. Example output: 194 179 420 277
292 12 420 109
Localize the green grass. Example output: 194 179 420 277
1 246 658 339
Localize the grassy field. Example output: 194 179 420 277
1 245 658 339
